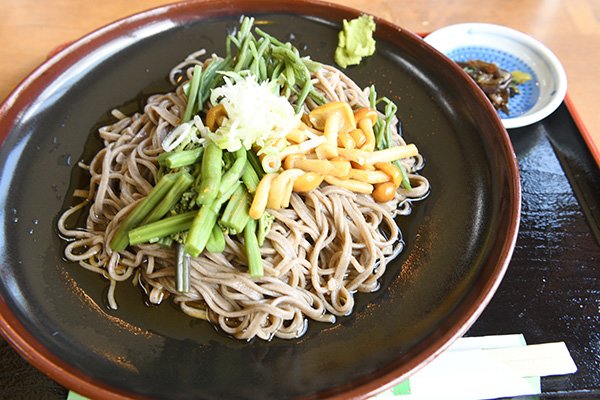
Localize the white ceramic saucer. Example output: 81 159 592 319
425 23 567 129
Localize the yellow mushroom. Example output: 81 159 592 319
372 182 396 202
375 162 402 188
315 144 338 160
293 159 350 178
268 169 305 209
293 159 334 174
349 169 390 184
283 154 305 170
353 108 378 151
349 128 367 148
249 174 277 219
338 145 418 166
323 176 373 194
279 136 326 159
330 160 351 179
309 102 356 133
293 172 324 192
286 128 308 144
337 131 356 149
309 102 356 159
353 107 378 124
205 104 227 132
350 160 375 171
367 144 419 164
337 148 370 165
301 113 312 127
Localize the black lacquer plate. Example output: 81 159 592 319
0 1 519 399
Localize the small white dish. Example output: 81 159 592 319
425 23 567 129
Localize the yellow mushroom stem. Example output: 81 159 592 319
322 112 343 157
293 159 351 178
338 144 418 166
337 131 356 149
249 174 277 219
279 136 325 159
280 170 306 208
205 104 227 131
309 102 356 160
375 162 402 188
283 154 305 170
286 128 307 144
349 128 367 148
367 144 419 164
357 118 376 151
353 107 378 124
323 176 373 194
309 101 356 132
293 172 324 192
349 169 390 184
267 169 305 210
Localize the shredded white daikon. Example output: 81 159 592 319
161 119 206 152
208 72 301 153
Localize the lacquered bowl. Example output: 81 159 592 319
0 1 520 398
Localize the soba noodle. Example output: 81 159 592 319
58 51 429 341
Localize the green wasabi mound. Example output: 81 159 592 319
334 15 376 68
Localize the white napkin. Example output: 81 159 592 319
373 334 577 400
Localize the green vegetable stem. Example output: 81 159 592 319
110 173 178 252
128 210 197 246
244 218 264 278
220 184 251 235
142 172 194 225
206 225 226 253
158 148 203 169
218 148 247 197
182 65 202 122
196 142 223 205
184 205 219 257
369 85 412 190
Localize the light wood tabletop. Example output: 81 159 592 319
1 0 599 152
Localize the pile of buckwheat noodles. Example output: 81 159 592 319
58 51 429 341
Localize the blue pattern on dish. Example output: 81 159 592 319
448 47 539 119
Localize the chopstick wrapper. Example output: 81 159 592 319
372 334 577 400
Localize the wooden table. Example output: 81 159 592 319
1 0 599 153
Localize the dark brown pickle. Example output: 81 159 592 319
458 59 531 114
